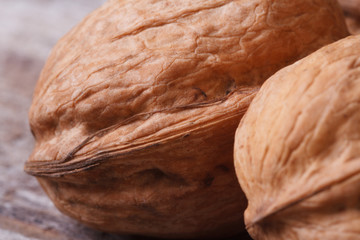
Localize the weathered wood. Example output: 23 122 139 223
0 0 250 239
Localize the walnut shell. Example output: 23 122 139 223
234 35 360 240
345 16 360 35
338 0 360 34
25 0 348 238
338 0 360 17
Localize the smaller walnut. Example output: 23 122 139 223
234 35 360 240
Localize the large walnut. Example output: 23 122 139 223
234 35 360 240
25 0 348 238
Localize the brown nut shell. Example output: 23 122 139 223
338 0 360 34
338 0 360 17
25 0 348 238
345 16 360 35
234 35 360 240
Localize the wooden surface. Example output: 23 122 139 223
0 0 358 240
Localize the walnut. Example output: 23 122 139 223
234 35 360 240
25 0 348 238
339 0 360 34
338 0 360 17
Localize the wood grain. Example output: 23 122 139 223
0 0 250 239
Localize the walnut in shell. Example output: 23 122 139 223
25 0 348 238
338 0 360 16
338 0 360 34
234 35 360 240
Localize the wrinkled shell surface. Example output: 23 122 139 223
25 0 348 238
234 35 360 240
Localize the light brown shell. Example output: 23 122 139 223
234 35 360 240
338 0 360 17
339 0 360 34
345 17 360 35
25 0 348 238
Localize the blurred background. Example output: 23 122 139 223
0 0 359 240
